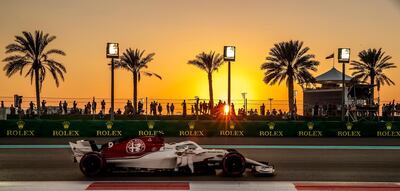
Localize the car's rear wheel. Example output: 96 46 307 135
222 152 246 177
79 152 106 177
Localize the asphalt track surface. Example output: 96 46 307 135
1 137 400 182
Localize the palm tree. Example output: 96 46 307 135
3 30 66 117
261 40 319 115
350 48 396 104
116 48 161 115
188 51 224 111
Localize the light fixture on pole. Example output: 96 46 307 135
106 42 119 120
224 46 236 116
338 48 350 121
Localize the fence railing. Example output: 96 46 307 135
0 96 397 116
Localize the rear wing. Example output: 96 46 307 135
69 140 97 163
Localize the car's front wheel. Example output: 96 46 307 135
79 152 106 177
222 152 246 177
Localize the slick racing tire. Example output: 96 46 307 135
79 152 106 177
226 149 238 153
222 152 246 177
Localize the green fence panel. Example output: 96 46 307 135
0 120 399 137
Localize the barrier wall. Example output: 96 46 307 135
0 120 398 137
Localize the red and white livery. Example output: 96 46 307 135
69 136 275 177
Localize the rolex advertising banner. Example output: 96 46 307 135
0 120 398 138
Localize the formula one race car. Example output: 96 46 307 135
69 136 275 177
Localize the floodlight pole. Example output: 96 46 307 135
341 62 345 121
269 98 273 111
111 58 115 120
228 61 231 116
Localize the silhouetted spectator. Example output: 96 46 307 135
10 104 15 116
18 98 22 109
203 101 208 114
170 103 175 115
63 100 68 114
151 101 157 116
87 102 92 114
1 101 4 108
191 105 194 115
29 101 34 115
313 104 319 116
231 103 235 116
195 98 199 116
272 108 277 116
101 99 106 113
41 100 47 114
166 103 170 115
18 108 24 119
182 100 187 117
158 103 162 115
92 97 97 114
98 110 104 119
249 109 254 116
117 108 122 115
260 103 265 116
59 101 63 114
138 101 143 114
73 101 77 113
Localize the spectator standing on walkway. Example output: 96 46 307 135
1 101 4 108
203 101 208 114
92 97 97 114
18 98 23 109
10 104 15 116
195 99 199 116
231 103 235 116
41 100 47 115
29 101 34 115
170 103 175 115
87 102 92 114
73 101 77 112
101 99 106 113
18 107 24 119
158 103 163 115
166 103 170 115
58 101 62 114
260 103 265 116
138 101 143 114
182 100 187 117
63 100 68 115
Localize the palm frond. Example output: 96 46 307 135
117 48 161 81
261 40 318 87
3 30 66 88
350 48 396 88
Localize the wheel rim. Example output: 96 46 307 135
224 154 245 175
82 155 101 174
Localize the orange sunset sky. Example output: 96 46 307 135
0 0 399 106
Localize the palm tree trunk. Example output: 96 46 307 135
133 72 138 115
34 67 41 118
370 74 375 105
288 75 294 118
208 73 214 111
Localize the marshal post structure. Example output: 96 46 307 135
303 67 352 117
